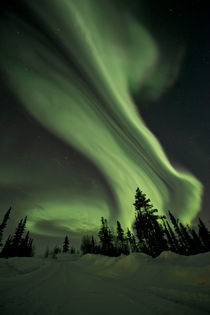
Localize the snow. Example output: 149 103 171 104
0 252 210 314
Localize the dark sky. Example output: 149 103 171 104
138 0 210 222
0 0 209 252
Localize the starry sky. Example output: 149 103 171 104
0 0 209 251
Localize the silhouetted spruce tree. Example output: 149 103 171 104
168 211 187 254
19 231 29 257
133 188 150 253
187 226 203 254
162 217 179 253
18 231 34 257
116 221 129 255
150 215 168 256
0 235 12 258
11 216 27 256
81 235 91 254
63 236 70 253
179 222 193 255
27 237 34 257
90 235 98 253
116 221 123 255
98 217 113 256
80 235 97 254
198 218 210 251
133 188 167 257
0 207 11 247
126 228 138 252
116 221 124 242
161 216 173 251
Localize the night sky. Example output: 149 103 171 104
0 0 209 251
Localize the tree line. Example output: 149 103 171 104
80 188 210 258
0 207 77 259
44 236 79 259
0 208 34 258
0 187 210 259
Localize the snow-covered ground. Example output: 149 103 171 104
0 251 210 315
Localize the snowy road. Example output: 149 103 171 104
0 253 210 315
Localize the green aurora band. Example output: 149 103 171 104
0 0 203 236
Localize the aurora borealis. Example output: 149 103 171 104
0 0 209 246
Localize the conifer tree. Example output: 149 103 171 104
133 188 149 253
168 211 186 254
179 223 193 255
19 231 30 257
11 216 27 256
133 188 167 257
27 237 34 257
80 235 97 254
116 221 129 255
0 207 11 247
198 218 210 251
18 231 34 257
91 236 97 253
151 216 168 256
98 217 113 256
161 216 173 251
164 218 179 253
188 226 203 254
116 221 124 242
127 228 138 252
63 236 70 253
1 235 12 258
81 235 91 254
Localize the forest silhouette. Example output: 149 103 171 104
0 188 210 258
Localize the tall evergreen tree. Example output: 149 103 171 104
63 236 70 253
198 218 210 251
133 188 167 257
179 223 193 255
161 216 173 251
116 221 129 255
126 228 138 252
90 236 97 254
116 221 124 242
11 216 27 256
19 231 30 257
188 226 203 254
168 211 186 254
98 217 113 256
18 231 34 257
0 213 34 258
0 235 12 258
27 237 34 257
80 235 97 254
150 215 168 256
133 188 150 253
164 218 179 253
0 207 11 247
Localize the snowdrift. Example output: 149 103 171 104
0 252 210 315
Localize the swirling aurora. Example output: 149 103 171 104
0 0 203 239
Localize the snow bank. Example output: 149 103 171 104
80 251 210 284
0 252 210 315
0 257 44 277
